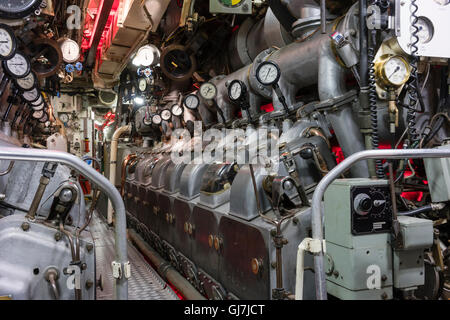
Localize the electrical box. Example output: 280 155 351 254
423 143 450 202
209 0 252 15
324 179 394 300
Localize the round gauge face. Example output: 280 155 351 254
415 17 434 44
32 102 44 111
60 113 69 122
137 45 155 67
21 88 39 102
0 0 41 19
199 83 217 100
383 56 410 87
256 61 281 86
228 80 246 101
183 94 200 110
60 39 80 63
160 109 172 121
31 94 44 106
171 104 183 117
219 0 245 7
152 114 162 125
38 112 49 123
15 71 37 91
434 0 450 5
32 110 44 119
4 52 30 78
0 24 16 60
138 78 147 92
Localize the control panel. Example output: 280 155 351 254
350 185 392 235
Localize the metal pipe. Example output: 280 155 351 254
309 148 450 300
0 147 128 300
320 0 326 33
128 229 206 300
108 124 131 224
0 161 14 176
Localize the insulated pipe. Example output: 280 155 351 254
108 124 131 224
0 147 128 300
309 148 450 300
128 229 206 300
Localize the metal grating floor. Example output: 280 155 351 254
90 212 179 300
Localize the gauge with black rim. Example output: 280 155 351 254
21 88 40 103
183 94 200 110
0 23 17 60
32 102 44 111
31 94 44 106
2 51 31 79
59 113 69 123
15 71 38 91
32 109 44 120
228 80 247 102
256 61 281 86
199 82 217 100
160 109 172 122
171 104 183 117
138 77 147 93
152 113 162 125
38 112 49 123
0 0 43 20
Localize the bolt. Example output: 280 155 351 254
54 231 62 241
21 222 30 231
381 275 387 281
271 262 277 269
270 229 277 237
86 243 94 252
381 292 388 300
85 279 93 290
292 217 299 225
81 263 87 271
333 270 339 278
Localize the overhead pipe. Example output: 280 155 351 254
0 147 128 300
108 124 131 224
308 148 450 300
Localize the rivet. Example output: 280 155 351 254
21 222 30 231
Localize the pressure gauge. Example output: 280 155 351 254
138 78 147 92
376 55 411 88
3 52 31 78
60 113 69 123
0 0 43 19
31 94 44 106
15 71 37 91
171 104 183 117
416 17 434 44
228 80 247 102
199 82 217 100
32 102 44 111
32 110 44 120
0 23 16 60
38 112 49 123
152 114 162 125
160 109 172 122
21 88 40 103
183 94 200 110
256 61 281 86
136 45 157 67
60 38 80 63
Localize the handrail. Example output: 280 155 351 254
0 147 128 300
309 148 450 300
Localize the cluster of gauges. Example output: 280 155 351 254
143 103 184 126
0 23 49 124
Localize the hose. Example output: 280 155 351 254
398 204 433 216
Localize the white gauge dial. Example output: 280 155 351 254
152 114 162 125
60 39 80 63
22 88 39 102
199 83 217 100
171 104 183 117
256 62 280 86
60 113 69 122
5 52 30 78
382 56 410 87
32 110 44 119
434 0 450 5
16 71 36 91
415 18 434 44
32 103 44 111
161 109 172 121
138 78 147 92
0 24 15 59
184 94 200 110
230 82 242 100
136 45 156 67
31 95 44 106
